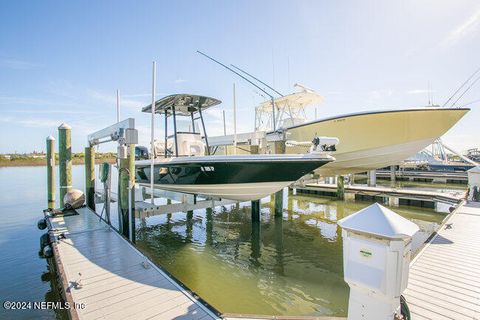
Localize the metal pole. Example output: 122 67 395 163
222 110 226 135
116 89 120 123
150 61 156 204
198 106 210 155
164 111 168 158
85 146 95 211
46 136 55 209
58 123 72 207
271 97 276 131
172 105 179 156
128 144 135 243
233 83 237 155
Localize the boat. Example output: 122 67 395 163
135 94 336 201
212 85 470 176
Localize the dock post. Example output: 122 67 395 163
390 165 396 187
367 170 377 187
118 145 136 242
251 200 260 222
273 140 285 216
58 123 72 207
337 175 345 200
46 136 55 209
85 146 95 211
274 189 283 217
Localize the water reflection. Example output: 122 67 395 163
135 192 446 317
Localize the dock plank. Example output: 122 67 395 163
403 202 480 320
47 207 218 320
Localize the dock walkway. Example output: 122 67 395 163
47 206 218 320
403 201 480 319
296 183 465 204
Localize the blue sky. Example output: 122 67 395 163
0 0 478 153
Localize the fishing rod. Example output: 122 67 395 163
442 66 480 107
197 50 278 130
451 73 480 107
230 64 284 97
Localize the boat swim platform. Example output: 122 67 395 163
294 183 465 207
45 206 219 320
403 201 480 319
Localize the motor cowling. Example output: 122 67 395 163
63 189 85 209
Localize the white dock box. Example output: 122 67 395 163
338 203 419 320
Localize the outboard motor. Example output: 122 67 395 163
63 189 85 210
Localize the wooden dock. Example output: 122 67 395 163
46 206 219 320
403 201 480 319
295 183 465 205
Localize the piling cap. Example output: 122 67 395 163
337 203 419 239
58 123 72 130
46 135 55 141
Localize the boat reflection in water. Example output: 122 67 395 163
135 193 445 317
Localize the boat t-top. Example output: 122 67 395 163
135 93 337 201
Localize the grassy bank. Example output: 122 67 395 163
0 153 116 167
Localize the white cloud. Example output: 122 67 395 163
442 8 480 46
86 89 144 109
174 78 187 84
406 89 435 95
0 58 42 70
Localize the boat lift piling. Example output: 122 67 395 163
85 146 95 211
46 135 55 209
58 123 72 207
87 118 138 241
273 141 285 216
336 175 345 200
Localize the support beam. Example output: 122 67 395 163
58 123 72 207
337 175 345 200
85 146 95 211
46 136 55 209
118 145 135 242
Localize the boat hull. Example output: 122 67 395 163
282 108 469 175
135 155 332 201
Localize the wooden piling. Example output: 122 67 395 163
274 189 283 217
85 146 95 211
273 141 285 216
118 145 135 242
390 165 396 187
337 175 345 200
58 123 72 207
367 170 377 187
251 200 260 222
46 136 55 209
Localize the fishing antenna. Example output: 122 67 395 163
230 64 284 97
451 73 480 107
442 66 480 107
197 50 278 130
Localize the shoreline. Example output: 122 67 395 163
0 158 116 168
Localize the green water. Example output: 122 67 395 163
0 165 450 319
135 194 446 317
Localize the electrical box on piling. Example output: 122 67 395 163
467 166 480 201
337 203 419 320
